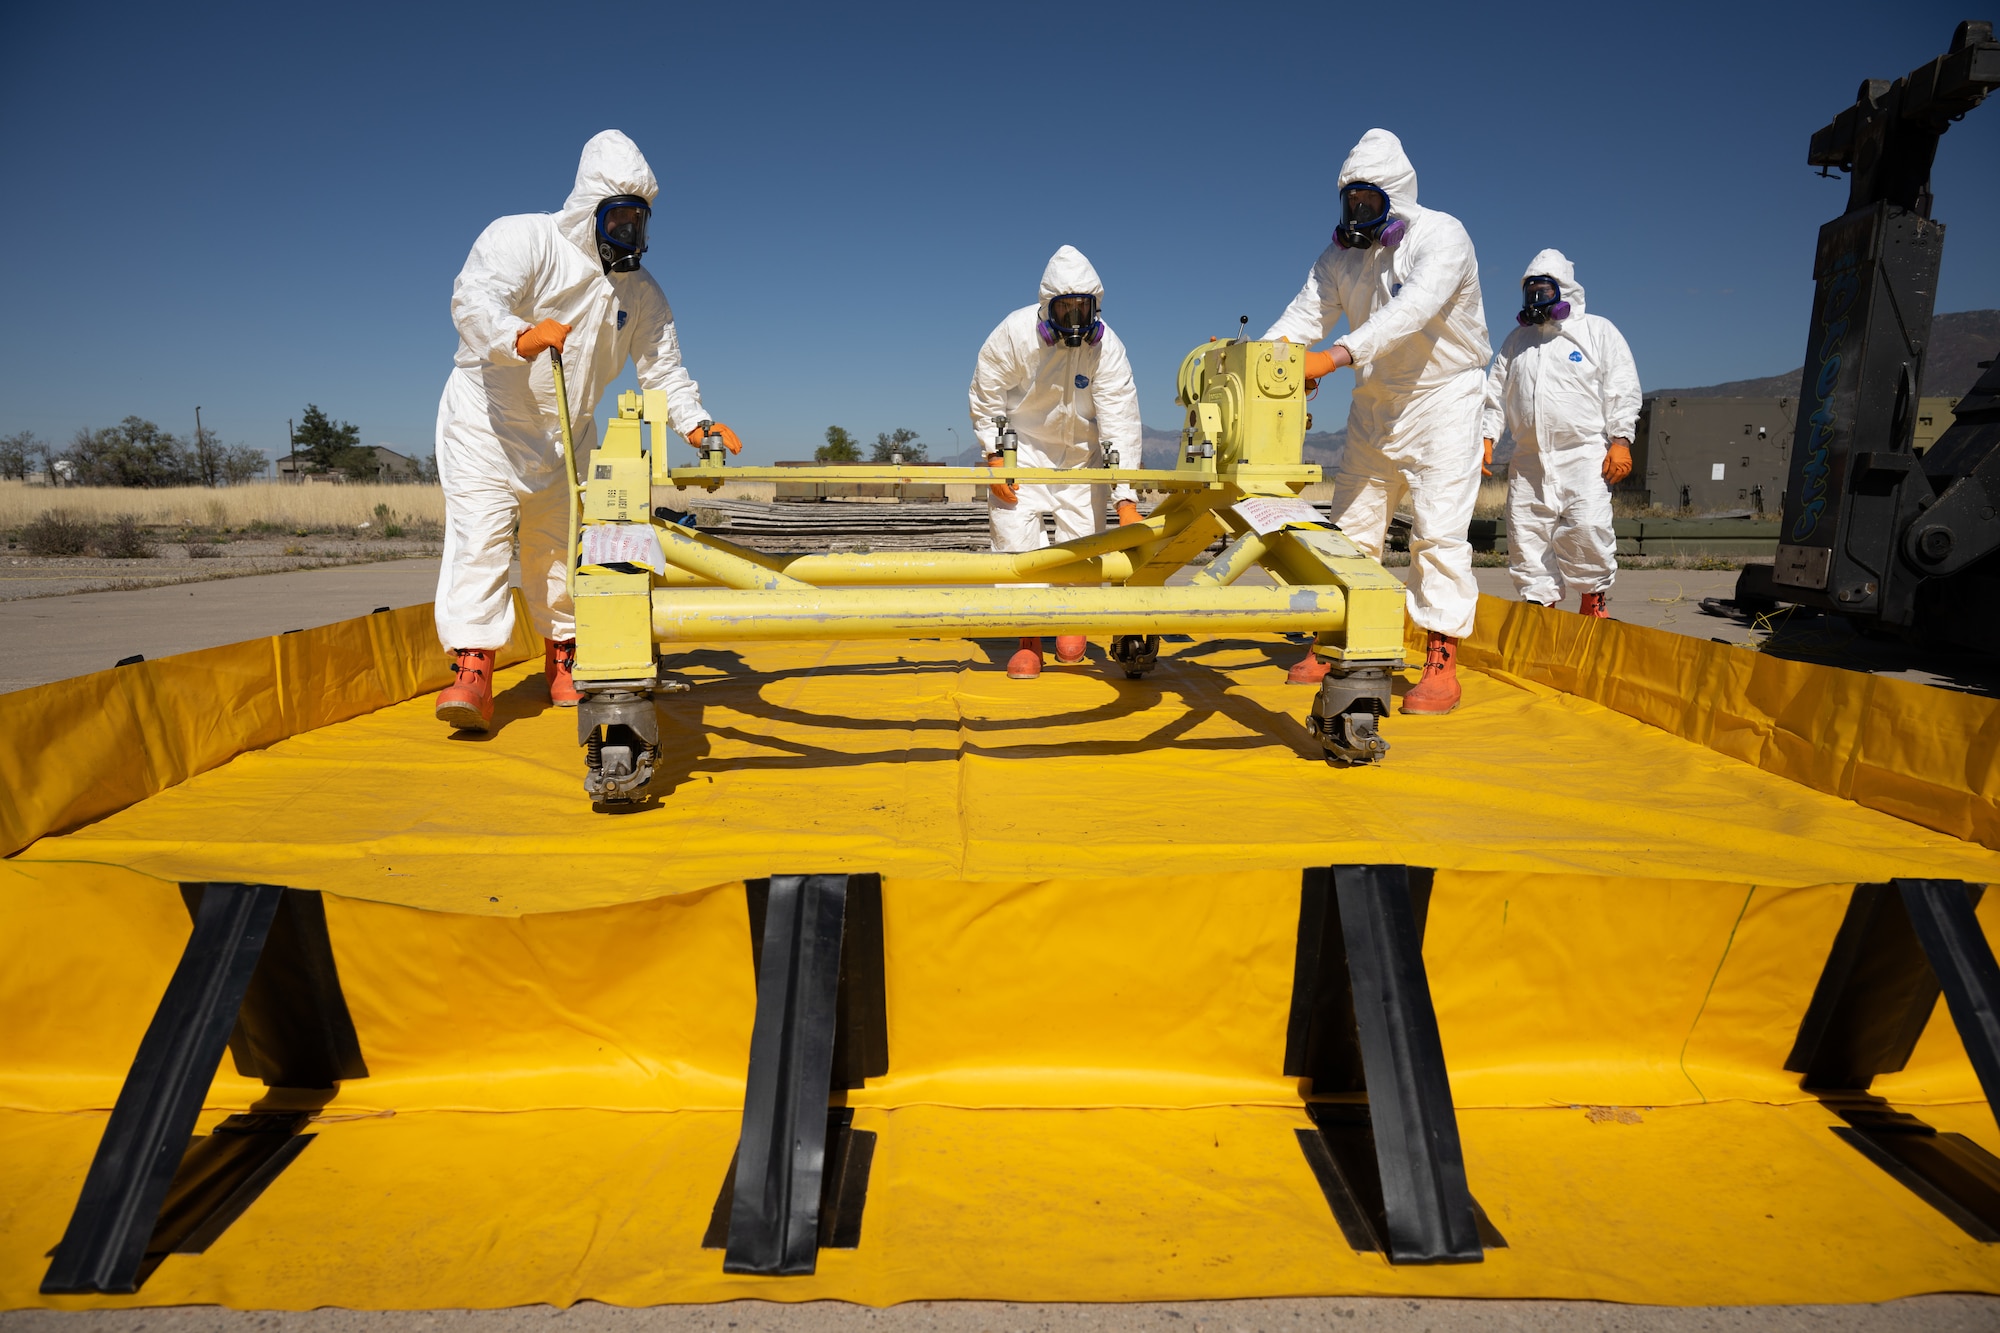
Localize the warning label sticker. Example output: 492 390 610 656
1231 496 1326 536
581 523 667 574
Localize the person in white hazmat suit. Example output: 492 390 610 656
432 130 742 733
969 245 1144 680
1480 249 1639 616
1262 128 1489 715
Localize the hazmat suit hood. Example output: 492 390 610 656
1337 129 1420 220
1522 248 1586 318
1038 245 1105 317
555 130 660 263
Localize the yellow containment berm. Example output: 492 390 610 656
4 341 2000 1311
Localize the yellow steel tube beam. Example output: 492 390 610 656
662 466 1322 495
663 465 1274 486
1003 508 1176 569
647 507 1177 588
653 522 810 590
662 524 789 574
648 550 1140 588
651 584 1346 642
1188 532 1270 587
788 549 1147 585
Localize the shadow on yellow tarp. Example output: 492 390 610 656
0 595 539 858
2 860 1998 1308
1437 598 2000 848
5 596 2000 1306
9 613 2000 911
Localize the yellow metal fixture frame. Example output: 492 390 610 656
558 338 1409 802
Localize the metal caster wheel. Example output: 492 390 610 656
1307 663 1395 766
1110 633 1161 679
580 687 660 802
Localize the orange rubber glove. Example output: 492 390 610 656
684 423 743 455
986 454 1017 504
1602 439 1632 484
1116 499 1142 526
1482 437 1494 478
514 318 571 360
1301 345 1350 392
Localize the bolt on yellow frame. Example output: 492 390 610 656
561 338 1410 801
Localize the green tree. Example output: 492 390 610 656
66 418 197 487
191 424 222 487
294 403 371 477
815 425 861 463
220 445 268 485
0 431 38 481
870 428 926 464
336 448 382 481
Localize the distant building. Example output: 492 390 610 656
1913 398 1963 454
1628 396 1793 515
361 446 422 482
275 445 424 484
1628 394 1963 515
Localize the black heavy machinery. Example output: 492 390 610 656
1735 21 2000 651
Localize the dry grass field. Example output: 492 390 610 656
0 479 445 533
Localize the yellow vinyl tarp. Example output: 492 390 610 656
0 597 539 859
2 859 1998 1308
1441 598 2000 848
10 622 2000 912
5 596 2000 1308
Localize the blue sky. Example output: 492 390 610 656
3 2 1995 466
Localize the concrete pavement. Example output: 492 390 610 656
0 557 442 693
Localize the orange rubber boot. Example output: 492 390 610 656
1401 632 1461 715
1579 591 1610 619
1007 637 1044 679
545 637 582 706
1054 635 1088 663
1287 650 1330 685
435 648 497 731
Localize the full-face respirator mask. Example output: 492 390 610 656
1037 293 1104 348
594 195 651 273
1333 182 1406 251
1517 275 1572 326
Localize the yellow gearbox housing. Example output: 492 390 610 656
1174 339 1308 477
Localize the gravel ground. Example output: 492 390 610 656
0 535 440 600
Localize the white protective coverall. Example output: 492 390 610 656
1263 129 1490 639
969 246 1143 553
434 130 710 651
1480 249 1641 605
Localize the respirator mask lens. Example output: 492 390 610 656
1340 184 1390 229
1047 294 1097 343
1523 277 1561 310
595 195 651 271
602 206 647 249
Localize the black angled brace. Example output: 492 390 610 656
42 883 365 1295
1898 879 2000 1116
1789 879 2000 1109
721 873 886 1276
1286 865 1485 1264
1788 878 2000 1241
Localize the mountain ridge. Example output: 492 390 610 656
1650 308 1997 400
